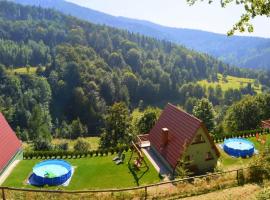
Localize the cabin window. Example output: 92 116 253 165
205 152 214 161
184 155 190 162
192 134 205 144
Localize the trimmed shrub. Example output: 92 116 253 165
104 149 109 156
115 147 120 153
110 148 115 155
33 138 52 151
55 142 69 151
88 151 93 157
214 128 268 142
23 148 115 160
99 150 104 156
74 138 90 152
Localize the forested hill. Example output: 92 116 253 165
13 0 270 70
0 1 269 139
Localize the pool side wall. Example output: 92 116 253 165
223 139 254 157
32 160 72 186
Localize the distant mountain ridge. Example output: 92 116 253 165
13 0 270 69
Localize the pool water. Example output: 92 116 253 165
223 138 255 157
33 164 69 177
225 140 253 150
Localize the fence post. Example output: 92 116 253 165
236 169 239 185
237 169 244 185
144 186 147 200
1 187 6 200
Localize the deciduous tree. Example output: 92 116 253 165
192 98 216 133
100 102 131 148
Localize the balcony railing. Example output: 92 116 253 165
137 134 150 148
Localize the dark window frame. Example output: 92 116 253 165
192 134 205 144
205 151 214 161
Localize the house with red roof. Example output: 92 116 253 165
262 119 270 129
0 113 22 176
147 103 219 174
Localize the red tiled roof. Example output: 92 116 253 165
0 113 22 173
148 103 219 168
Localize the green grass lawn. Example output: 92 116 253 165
9 134 270 190
218 147 250 169
218 134 270 170
197 73 262 93
3 151 161 190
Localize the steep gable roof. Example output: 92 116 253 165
0 113 22 173
148 103 219 168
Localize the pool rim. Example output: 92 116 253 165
31 159 72 186
223 138 255 158
224 138 254 149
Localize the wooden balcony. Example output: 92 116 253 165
137 134 150 148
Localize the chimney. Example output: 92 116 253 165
162 128 169 146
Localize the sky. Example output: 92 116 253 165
66 0 270 38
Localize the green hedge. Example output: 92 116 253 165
23 145 130 160
213 128 270 143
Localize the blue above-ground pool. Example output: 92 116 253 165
223 138 255 158
31 160 72 186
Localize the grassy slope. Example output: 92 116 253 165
197 73 262 93
15 134 270 188
182 184 261 200
3 152 161 190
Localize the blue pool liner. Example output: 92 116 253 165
29 160 72 186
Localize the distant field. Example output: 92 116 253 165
197 73 262 93
52 137 100 150
23 137 100 151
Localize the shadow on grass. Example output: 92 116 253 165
128 163 149 186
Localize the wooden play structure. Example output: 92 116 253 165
128 141 149 170
128 141 150 185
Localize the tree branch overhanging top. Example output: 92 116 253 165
186 0 270 35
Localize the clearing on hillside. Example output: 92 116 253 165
7 67 45 75
197 73 262 93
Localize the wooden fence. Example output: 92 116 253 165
0 166 257 200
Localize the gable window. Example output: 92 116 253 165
192 134 205 144
205 152 214 161
184 155 190 162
